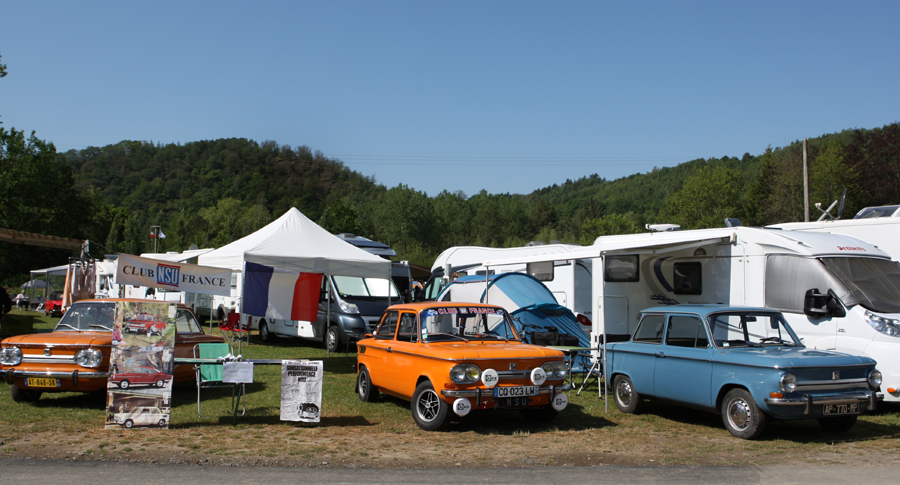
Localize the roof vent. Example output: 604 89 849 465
646 224 681 232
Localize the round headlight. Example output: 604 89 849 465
0 347 23 366
780 373 797 393
868 369 883 389
465 365 481 382
450 364 481 384
75 348 103 368
542 362 568 380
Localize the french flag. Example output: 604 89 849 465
243 262 323 322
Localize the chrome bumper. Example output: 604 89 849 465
4 368 109 385
765 390 883 414
441 384 570 398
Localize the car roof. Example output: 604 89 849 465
640 304 782 317
385 301 504 312
73 298 192 309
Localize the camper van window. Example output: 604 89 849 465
765 255 852 313
230 273 238 288
332 276 399 298
527 261 554 281
820 257 900 314
673 262 702 295
605 255 639 282
633 314 665 344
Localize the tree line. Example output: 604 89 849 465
2 122 899 286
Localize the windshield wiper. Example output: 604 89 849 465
89 324 113 331
759 337 796 346
425 333 469 342
55 323 79 331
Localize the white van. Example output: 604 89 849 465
770 204 900 261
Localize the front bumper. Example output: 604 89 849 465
441 384 570 398
764 390 882 415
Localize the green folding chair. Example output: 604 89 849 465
194 343 246 418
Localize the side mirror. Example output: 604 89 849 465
803 288 845 318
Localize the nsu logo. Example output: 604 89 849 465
156 264 181 288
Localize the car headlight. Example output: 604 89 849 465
864 310 900 337
339 299 360 314
542 361 568 380
75 348 103 368
779 373 797 393
450 364 481 384
0 347 23 366
868 369 883 389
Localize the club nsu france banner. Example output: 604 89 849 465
116 253 232 296
242 262 323 322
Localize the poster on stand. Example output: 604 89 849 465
280 360 322 423
104 301 176 430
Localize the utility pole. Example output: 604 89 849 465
803 138 809 222
150 225 161 253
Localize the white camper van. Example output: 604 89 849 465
770 204 900 261
426 244 593 333
482 226 900 402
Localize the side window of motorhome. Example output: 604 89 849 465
765 255 846 313
605 255 639 282
527 261 554 281
665 315 708 348
632 314 665 343
673 262 702 295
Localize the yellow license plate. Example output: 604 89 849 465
26 378 61 388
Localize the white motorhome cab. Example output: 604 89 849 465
770 204 900 261
582 226 900 402
425 244 593 333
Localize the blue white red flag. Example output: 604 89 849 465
243 262 323 322
158 230 166 239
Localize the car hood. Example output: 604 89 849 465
2 331 112 348
420 341 565 360
717 346 877 369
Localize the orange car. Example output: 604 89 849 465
0 299 224 403
356 302 570 430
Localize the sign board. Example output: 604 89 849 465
280 360 322 423
223 361 254 383
116 253 232 296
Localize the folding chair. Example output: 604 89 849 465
219 312 251 353
194 342 246 418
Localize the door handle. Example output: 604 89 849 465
387 347 392 353
654 352 666 358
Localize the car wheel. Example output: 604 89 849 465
259 320 272 343
817 415 858 432
357 366 379 402
10 385 42 403
124 419 134 429
721 388 766 439
613 375 643 414
519 405 558 423
325 326 340 352
155 379 165 388
119 380 130 389
158 419 167 427
411 381 450 431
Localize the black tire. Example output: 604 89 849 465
158 419 167 427
259 320 272 343
124 419 134 429
613 375 643 414
119 380 130 389
325 325 340 352
357 366 379 402
817 415 858 432
721 388 766 439
519 405 559 423
10 385 42 403
216 308 225 322
155 379 165 388
411 381 450 431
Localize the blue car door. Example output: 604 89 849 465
618 313 667 396
653 313 714 408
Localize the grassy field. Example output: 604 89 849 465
2 310 900 467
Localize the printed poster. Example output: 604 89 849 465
281 360 322 423
104 301 176 430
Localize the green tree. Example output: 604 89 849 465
661 166 743 230
318 198 361 235
580 213 641 244
810 140 858 216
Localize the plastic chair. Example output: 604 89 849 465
193 342 246 418
219 312 251 351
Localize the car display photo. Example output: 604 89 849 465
356 301 570 431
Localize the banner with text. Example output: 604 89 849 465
116 253 232 296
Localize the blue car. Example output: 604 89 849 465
607 305 883 439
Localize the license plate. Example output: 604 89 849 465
26 378 61 388
823 403 858 415
493 385 539 398
498 397 530 408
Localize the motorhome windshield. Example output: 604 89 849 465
332 276 399 299
820 257 900 314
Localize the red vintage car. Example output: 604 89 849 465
109 365 172 389
43 291 65 318
125 313 167 335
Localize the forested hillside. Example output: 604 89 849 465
2 122 899 285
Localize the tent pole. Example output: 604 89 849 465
326 275 331 358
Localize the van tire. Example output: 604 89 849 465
325 326 340 352
259 320 272 343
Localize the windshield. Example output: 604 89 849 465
821 257 900 314
707 312 802 348
419 306 519 342
56 301 116 332
332 276 399 298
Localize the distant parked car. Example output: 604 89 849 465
606 305 883 439
43 291 65 317
357 302 570 431
124 313 167 335
113 406 169 428
109 365 171 389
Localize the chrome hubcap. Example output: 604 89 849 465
616 380 633 407
728 398 751 430
417 390 440 422
359 374 368 396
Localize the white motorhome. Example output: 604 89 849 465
770 204 900 261
483 226 900 402
426 244 593 332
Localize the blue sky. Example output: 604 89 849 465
2 1 898 197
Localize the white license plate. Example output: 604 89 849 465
493 386 539 398
823 403 858 415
